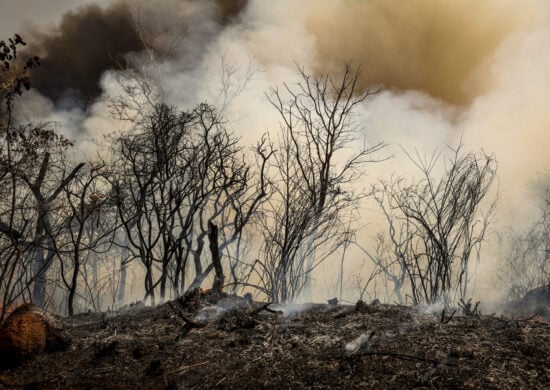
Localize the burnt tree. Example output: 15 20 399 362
259 64 386 302
373 144 497 305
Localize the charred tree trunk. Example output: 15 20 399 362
31 205 48 308
188 234 206 290
118 240 128 305
208 222 224 294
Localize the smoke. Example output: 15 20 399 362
303 0 540 106
27 2 142 106
24 0 248 106
11 0 550 302
17 0 550 184
227 1 550 212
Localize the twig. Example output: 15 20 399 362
214 377 227 387
167 360 209 375
168 302 206 339
333 308 355 319
459 298 481 317
441 309 457 324
167 302 203 327
352 351 456 366
519 313 538 322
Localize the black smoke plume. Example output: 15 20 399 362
26 0 248 106
28 2 141 106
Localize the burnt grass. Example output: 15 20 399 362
0 292 549 389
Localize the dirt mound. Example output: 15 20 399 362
0 303 69 369
0 297 548 389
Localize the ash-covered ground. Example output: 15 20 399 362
0 291 549 389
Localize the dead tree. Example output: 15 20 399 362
208 222 224 293
112 103 195 305
187 134 273 293
260 64 386 302
21 143 85 309
499 200 550 300
0 127 84 311
373 144 497 305
0 35 85 310
112 102 271 304
0 36 40 318
352 237 407 304
58 162 118 315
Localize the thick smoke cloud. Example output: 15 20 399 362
28 2 141 106
216 0 248 23
12 0 550 301
17 0 550 186
303 0 539 105
25 0 248 105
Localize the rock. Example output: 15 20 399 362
0 303 69 369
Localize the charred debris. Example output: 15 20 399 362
0 286 549 389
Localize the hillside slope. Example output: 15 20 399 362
0 294 549 389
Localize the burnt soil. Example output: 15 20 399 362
0 293 549 389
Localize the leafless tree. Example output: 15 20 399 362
106 27 269 303
351 260 383 303
498 200 550 300
0 36 40 319
372 144 497 305
352 236 407 304
0 35 87 312
19 136 84 308
112 103 193 305
111 101 271 304
57 162 118 315
257 64 386 302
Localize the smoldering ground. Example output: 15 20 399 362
7 0 550 302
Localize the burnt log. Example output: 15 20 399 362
0 303 69 369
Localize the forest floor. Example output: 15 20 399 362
0 291 549 389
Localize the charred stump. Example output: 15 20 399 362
208 221 224 294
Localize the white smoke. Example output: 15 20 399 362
10 0 550 303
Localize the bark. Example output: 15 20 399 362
117 235 129 305
208 222 224 293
